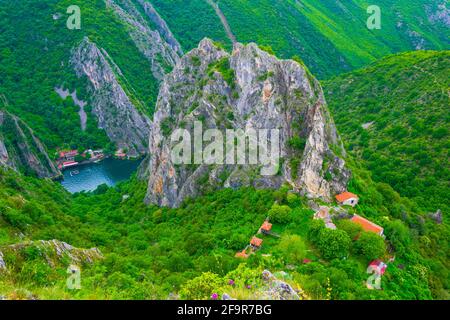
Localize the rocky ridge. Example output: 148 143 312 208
145 39 350 207
136 0 184 56
0 110 60 178
71 37 151 157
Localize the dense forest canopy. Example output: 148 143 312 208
324 51 450 214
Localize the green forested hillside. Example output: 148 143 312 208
1 0 448 150
1 161 448 299
0 0 159 151
324 51 450 214
151 0 450 78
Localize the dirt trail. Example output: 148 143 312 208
206 0 236 44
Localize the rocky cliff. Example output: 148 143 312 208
106 0 180 81
71 37 151 157
145 39 350 207
0 110 60 178
136 0 184 56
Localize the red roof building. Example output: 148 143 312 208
61 161 79 169
59 150 78 158
335 192 359 207
235 250 249 259
250 236 263 247
260 221 272 233
351 214 384 236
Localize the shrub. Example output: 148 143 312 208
308 219 325 243
179 272 223 300
286 193 300 205
288 136 306 151
277 234 307 264
313 227 352 260
268 204 292 224
225 264 262 288
335 219 363 240
354 232 386 260
259 45 275 55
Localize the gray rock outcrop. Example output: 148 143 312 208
429 209 443 224
71 37 151 157
136 0 183 56
0 239 103 271
261 270 300 300
145 39 350 207
0 110 60 178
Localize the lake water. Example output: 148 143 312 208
60 158 143 193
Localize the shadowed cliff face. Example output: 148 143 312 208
0 110 60 178
145 39 350 208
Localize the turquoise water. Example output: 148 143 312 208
60 158 143 193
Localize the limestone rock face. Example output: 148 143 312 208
0 239 103 272
136 0 183 56
145 39 350 207
0 110 60 178
71 37 151 157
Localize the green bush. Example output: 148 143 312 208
315 228 352 260
268 204 292 224
277 234 307 264
335 219 363 240
179 272 223 300
354 232 386 261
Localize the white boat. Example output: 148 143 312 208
70 170 79 176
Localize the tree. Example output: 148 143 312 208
384 220 411 255
335 219 363 240
308 219 325 243
277 234 307 264
316 228 352 260
286 192 300 205
268 204 292 224
355 232 386 260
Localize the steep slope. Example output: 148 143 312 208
0 110 60 178
150 0 450 78
146 39 350 207
71 37 151 156
324 51 450 213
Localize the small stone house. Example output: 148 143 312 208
335 192 359 207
